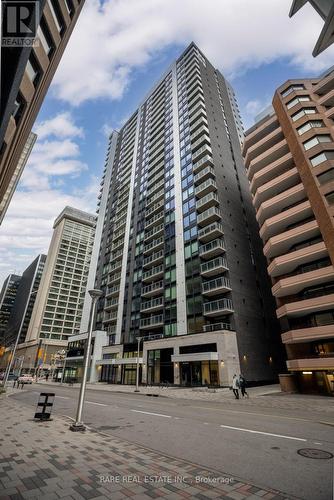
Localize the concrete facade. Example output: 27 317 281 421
243 67 334 395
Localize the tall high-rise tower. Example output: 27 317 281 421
86 43 282 387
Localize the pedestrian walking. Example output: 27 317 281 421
239 374 248 398
232 374 239 399
45 372 49 382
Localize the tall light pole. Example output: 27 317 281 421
70 289 102 432
134 336 142 392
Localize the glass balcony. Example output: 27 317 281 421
203 298 234 317
198 222 224 243
194 165 215 185
193 154 214 174
191 134 210 152
197 206 222 227
147 178 164 197
140 314 164 329
199 238 226 259
192 144 212 163
142 264 164 283
140 296 164 313
143 249 164 268
195 178 217 197
203 322 232 332
141 280 164 297
200 256 229 277
202 276 231 296
196 192 219 213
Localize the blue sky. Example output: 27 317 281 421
1 0 334 284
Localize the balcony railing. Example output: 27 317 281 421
141 280 164 297
192 144 212 163
145 223 164 242
143 249 164 268
143 236 164 255
202 276 231 295
140 314 164 329
140 296 164 312
145 200 164 218
142 264 164 282
199 238 225 259
193 154 214 174
198 222 224 242
200 256 229 276
145 211 164 230
194 165 215 185
203 322 232 332
197 206 222 227
203 298 234 316
196 192 219 212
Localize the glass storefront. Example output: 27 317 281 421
147 348 174 384
180 360 219 386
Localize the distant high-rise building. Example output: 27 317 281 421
15 207 95 371
243 67 334 395
0 0 85 223
80 43 282 387
5 255 47 347
0 274 21 347
289 1 334 56
0 132 37 225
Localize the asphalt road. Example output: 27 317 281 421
9 384 334 500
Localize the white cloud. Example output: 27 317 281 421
0 113 96 284
52 0 334 106
34 112 84 140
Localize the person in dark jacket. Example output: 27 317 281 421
239 374 248 398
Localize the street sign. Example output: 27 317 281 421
34 393 55 421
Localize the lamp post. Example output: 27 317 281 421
134 336 142 392
70 289 102 432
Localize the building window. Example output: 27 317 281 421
37 18 54 56
297 120 324 136
325 191 334 206
281 84 305 98
292 108 316 122
310 151 334 167
26 53 41 86
287 96 310 109
64 0 74 17
303 135 331 151
317 168 334 185
12 92 26 124
47 0 65 34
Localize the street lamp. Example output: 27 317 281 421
134 336 142 392
70 289 102 432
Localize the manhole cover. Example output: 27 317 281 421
297 448 333 460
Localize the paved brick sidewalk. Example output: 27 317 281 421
0 396 297 500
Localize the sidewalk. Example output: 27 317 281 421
0 395 297 500
35 380 334 415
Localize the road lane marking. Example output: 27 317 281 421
86 401 108 407
190 405 310 422
131 410 172 418
220 424 307 441
56 396 69 399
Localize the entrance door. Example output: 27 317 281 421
181 363 191 386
